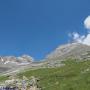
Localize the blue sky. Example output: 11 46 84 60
0 0 90 60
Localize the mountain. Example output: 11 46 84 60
0 54 33 65
20 43 90 90
44 43 90 67
1 43 90 90
1 43 90 74
0 55 34 74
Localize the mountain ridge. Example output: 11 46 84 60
46 43 90 60
1 42 90 74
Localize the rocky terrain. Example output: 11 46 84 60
0 43 90 90
0 55 34 74
44 43 90 67
0 54 34 65
1 43 90 74
46 43 90 60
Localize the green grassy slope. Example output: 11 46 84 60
17 60 90 90
0 76 8 82
1 59 90 90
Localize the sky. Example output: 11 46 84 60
0 0 90 60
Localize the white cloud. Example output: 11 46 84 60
70 32 90 46
69 32 85 44
69 32 90 46
84 16 90 30
69 16 90 46
83 34 90 45
72 32 80 40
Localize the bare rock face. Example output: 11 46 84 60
0 54 34 74
17 54 34 63
45 43 90 66
0 55 34 65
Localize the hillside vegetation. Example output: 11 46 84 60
0 59 90 90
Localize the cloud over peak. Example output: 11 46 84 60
84 16 90 30
69 15 90 46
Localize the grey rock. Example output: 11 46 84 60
44 43 90 67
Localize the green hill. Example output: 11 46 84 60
0 59 90 90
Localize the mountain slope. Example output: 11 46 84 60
1 59 90 90
44 43 90 67
46 43 90 60
0 43 90 90
0 55 34 74
1 43 90 74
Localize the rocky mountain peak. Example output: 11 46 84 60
46 43 90 61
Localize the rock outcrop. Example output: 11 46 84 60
45 43 90 67
0 55 34 65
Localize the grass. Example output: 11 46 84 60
1 59 90 90
0 75 8 82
